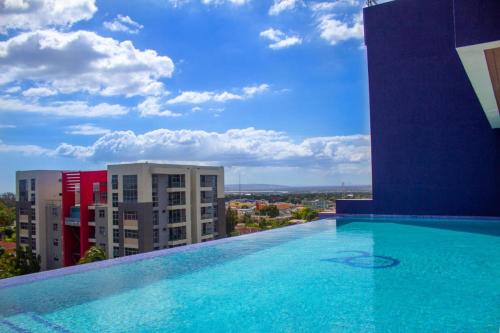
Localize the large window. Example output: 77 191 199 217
123 175 138 203
168 191 186 206
30 178 36 191
201 191 214 203
112 193 118 207
111 175 118 190
201 206 213 220
169 226 187 241
30 192 36 205
202 222 213 236
113 211 119 225
20 223 28 229
152 175 159 207
200 175 217 188
124 211 138 220
168 174 185 188
168 209 186 223
19 180 28 202
124 229 138 239
113 229 120 243
125 248 138 256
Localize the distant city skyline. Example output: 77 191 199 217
0 0 377 192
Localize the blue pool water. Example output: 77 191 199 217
0 217 499 332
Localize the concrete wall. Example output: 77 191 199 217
358 0 500 217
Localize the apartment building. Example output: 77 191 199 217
15 163 226 270
15 170 63 271
108 163 225 258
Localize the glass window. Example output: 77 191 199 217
169 226 187 241
19 180 28 202
152 175 159 207
168 191 186 206
113 229 120 243
113 246 120 257
168 209 186 223
52 207 59 217
200 175 217 188
112 193 118 208
30 192 36 205
99 210 105 218
99 226 106 235
124 211 138 220
20 223 28 229
153 229 159 243
30 224 36 235
113 211 119 225
124 229 138 239
53 238 58 246
153 210 159 225
31 208 36 220
53 223 58 231
201 206 213 220
30 178 36 191
111 175 118 190
123 175 138 203
202 222 213 236
201 191 214 203
125 248 138 256
168 174 185 188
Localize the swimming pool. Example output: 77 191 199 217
0 217 499 332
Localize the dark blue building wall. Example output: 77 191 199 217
351 0 500 217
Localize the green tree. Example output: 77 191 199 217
293 207 319 221
0 246 40 279
0 202 15 227
226 207 238 234
256 205 279 218
78 246 106 264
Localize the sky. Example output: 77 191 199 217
0 0 375 192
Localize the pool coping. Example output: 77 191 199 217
1 214 499 289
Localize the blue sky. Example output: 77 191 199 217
0 0 373 192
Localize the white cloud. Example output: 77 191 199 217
269 0 303 15
191 106 202 112
103 15 143 34
0 140 51 155
0 29 174 97
66 124 111 136
137 97 182 117
52 127 371 172
0 96 128 117
260 28 302 50
0 124 16 128
22 87 57 97
4 86 21 93
309 0 360 12
167 83 269 105
317 12 364 45
243 83 269 97
0 0 97 34
167 0 249 6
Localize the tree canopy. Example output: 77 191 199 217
78 246 106 264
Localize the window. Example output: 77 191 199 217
124 229 138 239
30 192 36 205
169 226 187 241
54 257 59 262
99 226 106 236
201 191 214 203
31 208 36 221
113 246 120 257
20 223 28 229
99 210 105 218
152 175 159 207
213 205 218 218
153 210 159 225
124 211 138 220
51 207 59 217
19 207 30 215
125 248 139 256
168 209 186 223
30 178 36 191
168 174 185 188
123 175 138 203
53 223 58 231
202 222 213 236
113 229 120 243
111 175 118 190
53 238 59 246
153 229 159 243
30 224 36 235
168 191 186 206
200 175 217 188
169 243 186 248
31 238 36 250
19 180 28 202
20 237 29 244
113 211 119 225
201 206 213 220
112 193 118 207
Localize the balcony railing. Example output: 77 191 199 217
65 217 80 227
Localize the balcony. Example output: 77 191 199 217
65 217 80 227
124 219 138 230
19 215 29 223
